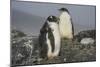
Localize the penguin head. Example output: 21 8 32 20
47 15 59 24
59 8 69 13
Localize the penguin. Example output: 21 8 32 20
39 15 61 59
58 8 74 40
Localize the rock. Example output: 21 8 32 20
11 35 39 65
80 38 95 45
11 30 96 66
74 30 96 42
64 58 67 62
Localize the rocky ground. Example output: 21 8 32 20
11 30 96 67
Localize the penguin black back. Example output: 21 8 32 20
39 22 48 58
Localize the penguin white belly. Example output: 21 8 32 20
49 23 61 57
59 12 73 39
46 22 61 58
53 27 61 56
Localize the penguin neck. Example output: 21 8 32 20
49 22 59 31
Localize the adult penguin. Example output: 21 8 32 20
39 15 61 59
58 8 74 40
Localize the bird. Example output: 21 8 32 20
39 15 61 59
58 8 74 40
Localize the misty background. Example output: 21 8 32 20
11 1 96 36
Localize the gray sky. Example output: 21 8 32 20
11 1 96 36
